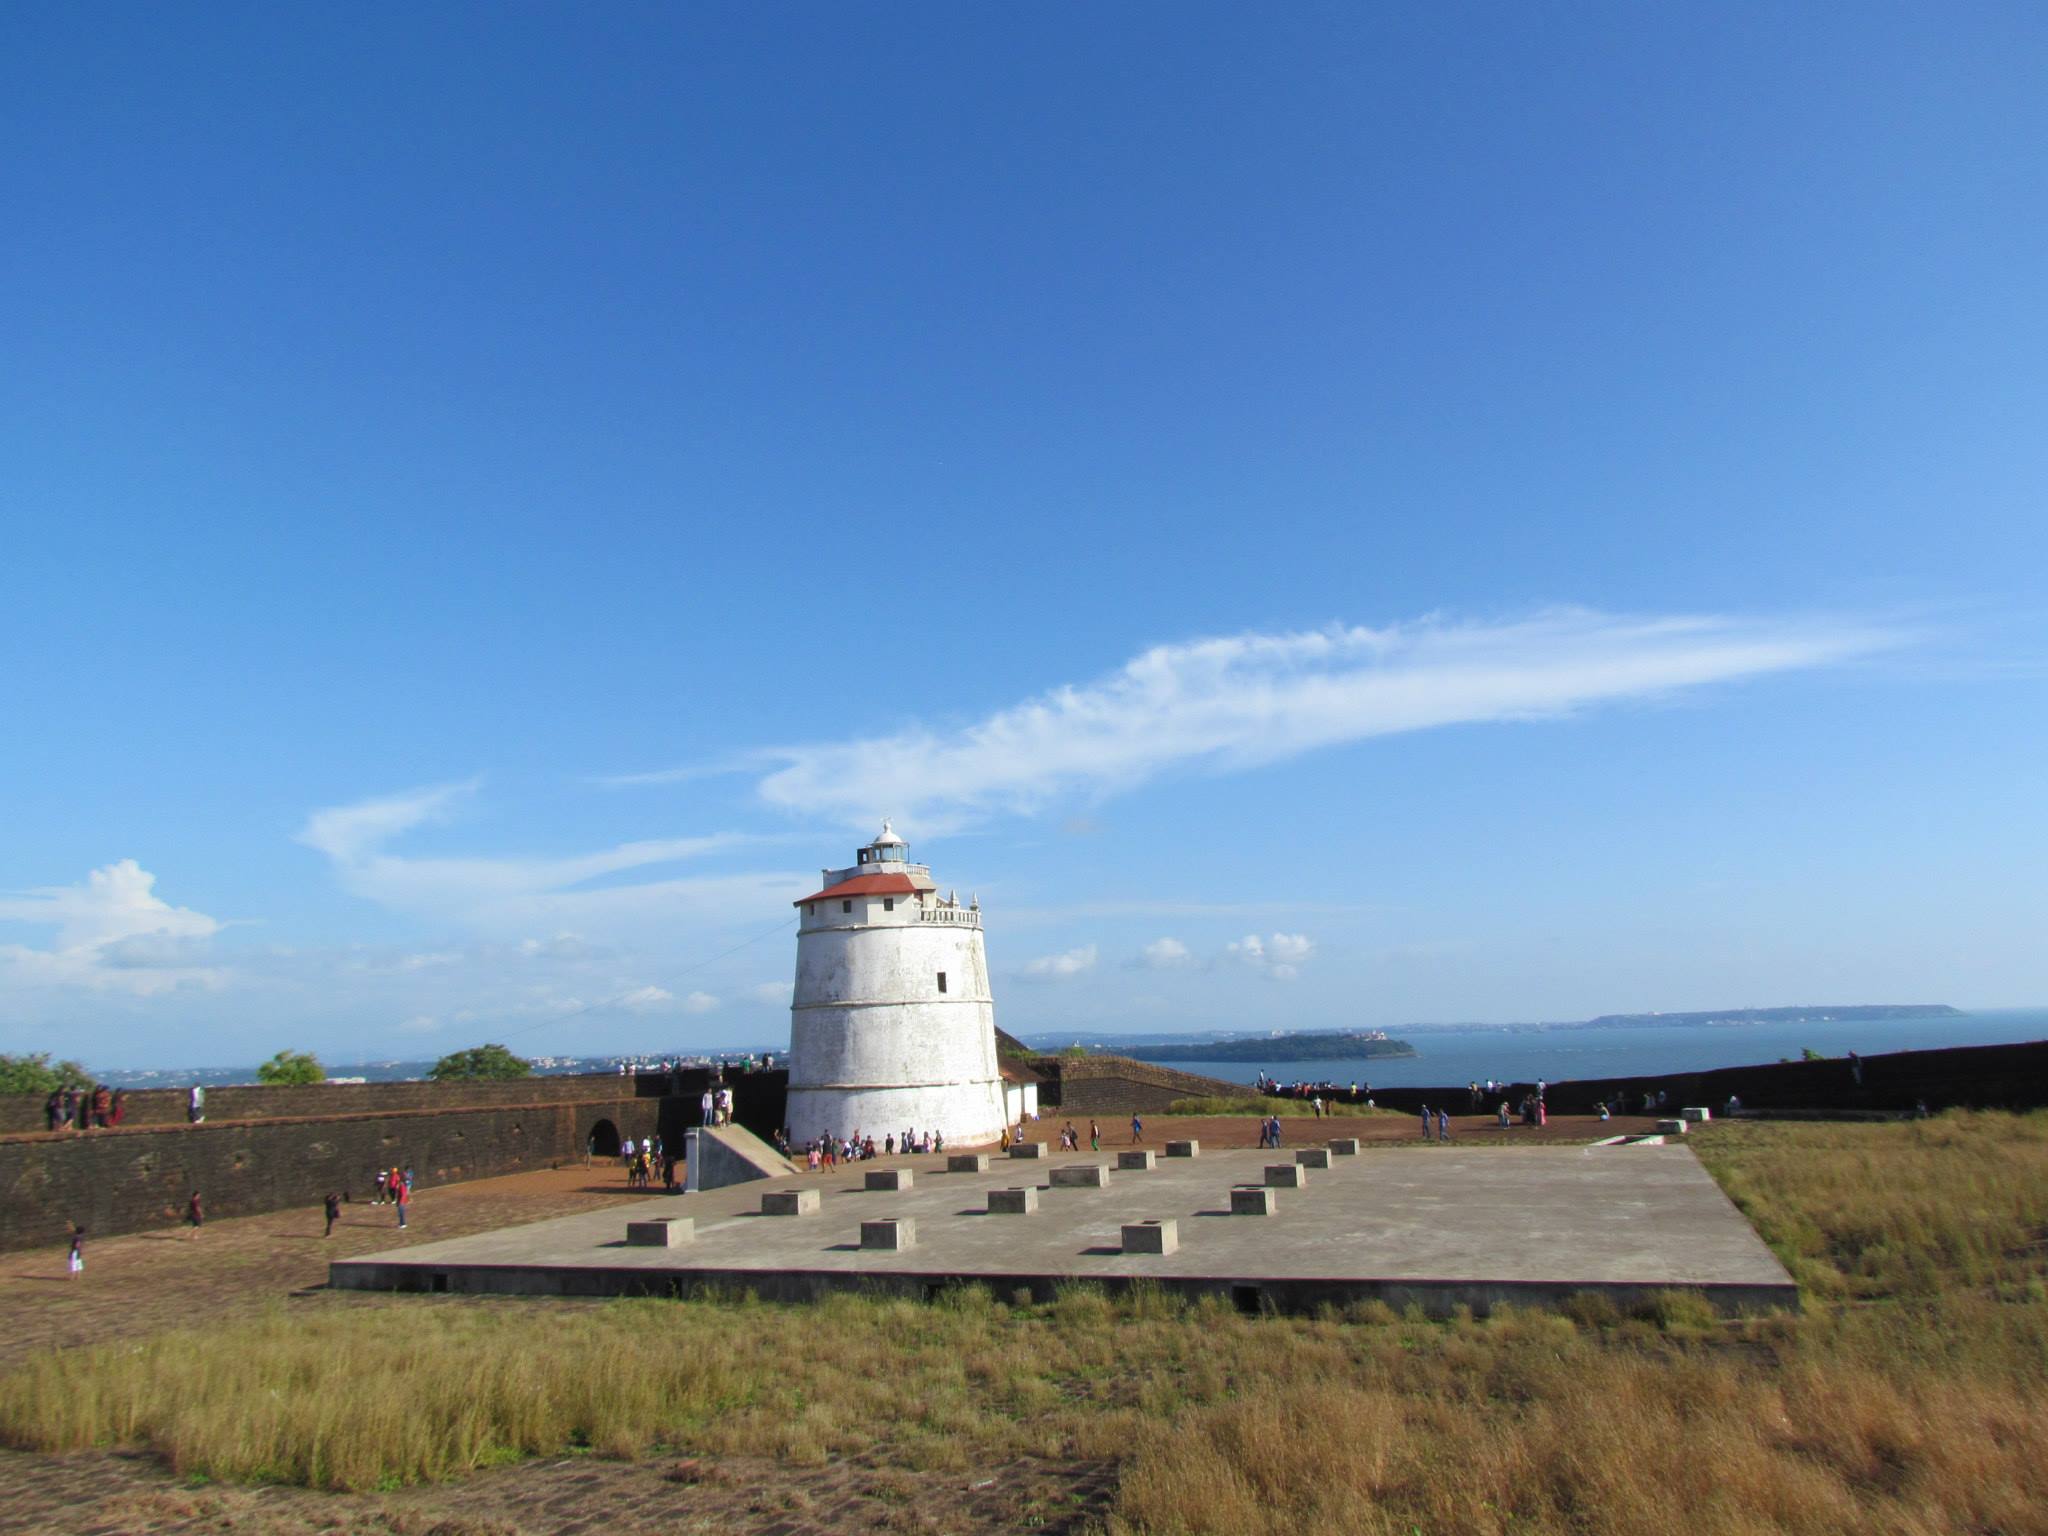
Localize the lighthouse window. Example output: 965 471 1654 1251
842 900 852 914
937 971 948 993
883 897 894 912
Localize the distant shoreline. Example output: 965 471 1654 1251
1122 1035 1419 1064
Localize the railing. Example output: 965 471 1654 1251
919 907 982 926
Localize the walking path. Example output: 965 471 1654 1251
0 1162 649 1371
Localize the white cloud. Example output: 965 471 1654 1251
1140 937 1193 969
1022 944 1098 979
754 610 1899 827
298 782 800 936
0 860 228 995
1229 932 1315 982
750 981 793 1006
682 991 720 1014
614 985 675 1012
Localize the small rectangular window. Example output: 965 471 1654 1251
937 971 948 993
842 900 852 914
883 897 894 912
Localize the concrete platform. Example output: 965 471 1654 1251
329 1145 1797 1317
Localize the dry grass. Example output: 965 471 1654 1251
1164 1094 1354 1117
3 1112 2044 1534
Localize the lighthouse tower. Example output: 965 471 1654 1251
784 824 1006 1148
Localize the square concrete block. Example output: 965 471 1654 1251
1050 1163 1112 1188
625 1218 693 1247
1655 1118 1688 1135
762 1188 821 1216
1295 1147 1332 1169
1230 1185 1279 1215
1326 1138 1360 1156
1008 1141 1048 1160
1265 1163 1307 1189
860 1217 916 1251
987 1186 1039 1214
1117 1150 1157 1171
1680 1106 1712 1123
948 1153 991 1173
1121 1219 1179 1255
865 1168 914 1192
1164 1139 1200 1158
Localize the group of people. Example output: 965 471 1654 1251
697 1085 735 1127
1048 1120 1099 1151
371 1165 415 1225
1254 1114 1287 1148
1256 1074 1370 1105
619 1136 677 1191
799 1126 947 1169
43 1084 127 1131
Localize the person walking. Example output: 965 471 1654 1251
1130 1114 1143 1145
1419 1104 1432 1140
1436 1109 1450 1143
187 1084 205 1124
395 1179 410 1229
324 1191 342 1237
67 1224 84 1276
1089 1119 1099 1152
186 1191 204 1239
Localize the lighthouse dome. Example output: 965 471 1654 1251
871 820 905 846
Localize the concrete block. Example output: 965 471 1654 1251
1326 1138 1360 1156
625 1217 693 1247
761 1188 821 1216
1164 1140 1200 1158
1265 1163 1307 1189
947 1153 991 1173
1050 1163 1112 1189
1680 1106 1712 1123
1121 1219 1179 1255
987 1186 1039 1214
1230 1185 1279 1216
1008 1141 1048 1160
860 1217 916 1251
865 1168 914 1191
1295 1147 1332 1169
1655 1118 1688 1135
1117 1150 1157 1172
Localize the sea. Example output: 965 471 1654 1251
1156 1007 2048 1089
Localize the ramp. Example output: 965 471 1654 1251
685 1124 800 1191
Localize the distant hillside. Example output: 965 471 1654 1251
1577 1004 1962 1030
1124 1032 1417 1064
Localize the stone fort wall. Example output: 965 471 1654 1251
0 1084 662 1254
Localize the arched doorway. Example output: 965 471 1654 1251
587 1118 621 1159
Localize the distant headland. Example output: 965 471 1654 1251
1055 1005 1964 1066
1123 1032 1418 1064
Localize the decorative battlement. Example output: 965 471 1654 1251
919 906 982 927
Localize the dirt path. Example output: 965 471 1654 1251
0 1162 651 1371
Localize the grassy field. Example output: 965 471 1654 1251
4 1112 2044 1533
1163 1093 1356 1116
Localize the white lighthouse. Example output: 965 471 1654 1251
784 823 1007 1148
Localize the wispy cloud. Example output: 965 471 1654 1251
752 610 1901 828
297 782 799 935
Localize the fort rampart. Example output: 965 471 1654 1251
0 1074 671 1253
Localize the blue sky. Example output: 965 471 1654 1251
3 5 2044 1068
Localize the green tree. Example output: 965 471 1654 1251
1801 1047 1828 1062
0 1052 93 1096
256 1049 326 1086
429 1043 533 1081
